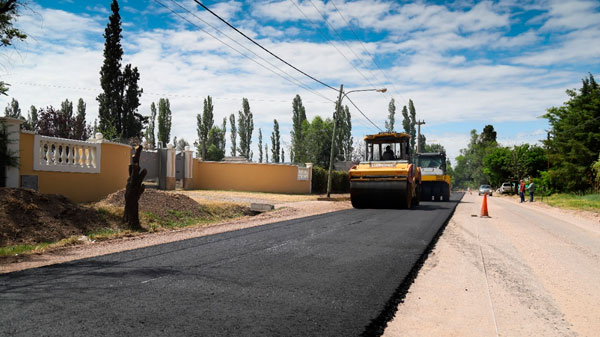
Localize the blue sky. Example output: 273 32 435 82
2 0 599 163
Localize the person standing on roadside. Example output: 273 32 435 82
528 181 535 202
519 180 526 203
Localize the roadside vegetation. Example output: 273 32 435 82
452 74 600 208
0 188 251 258
542 193 600 212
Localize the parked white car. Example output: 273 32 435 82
499 182 513 194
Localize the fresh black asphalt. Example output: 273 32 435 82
1 193 462 337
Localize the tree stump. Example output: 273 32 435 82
123 145 147 230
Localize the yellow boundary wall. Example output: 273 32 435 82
192 160 311 194
18 132 131 203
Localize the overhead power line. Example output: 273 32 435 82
345 96 382 131
153 0 334 103
303 0 386 96
328 0 407 104
191 0 338 92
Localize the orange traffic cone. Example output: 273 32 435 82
480 193 489 217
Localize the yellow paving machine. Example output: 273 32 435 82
416 152 451 201
348 132 421 208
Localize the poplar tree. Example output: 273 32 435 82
97 0 144 141
72 98 90 140
401 105 410 134
258 128 263 163
265 144 269 163
229 113 237 156
198 95 214 160
237 98 253 159
4 98 21 118
291 94 307 163
385 98 395 132
23 105 38 131
408 99 416 153
157 98 171 147
281 148 285 163
271 119 280 163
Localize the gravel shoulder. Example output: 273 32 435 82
0 191 351 274
383 192 600 337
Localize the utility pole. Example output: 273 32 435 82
416 120 425 153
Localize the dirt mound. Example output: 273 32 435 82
101 188 248 221
0 188 107 247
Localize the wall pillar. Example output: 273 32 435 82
306 163 313 194
1 117 23 187
165 144 176 190
183 146 194 190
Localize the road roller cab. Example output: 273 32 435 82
348 132 421 209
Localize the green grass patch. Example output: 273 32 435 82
543 193 600 212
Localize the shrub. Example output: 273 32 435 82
311 166 349 194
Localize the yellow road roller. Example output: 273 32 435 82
348 132 421 209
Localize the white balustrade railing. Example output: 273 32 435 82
33 135 101 173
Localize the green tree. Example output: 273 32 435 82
281 148 285 163
544 74 600 191
408 99 416 153
237 98 253 160
291 94 307 163
258 128 263 163
4 98 21 118
71 98 90 140
401 105 409 134
176 138 189 151
0 0 27 96
424 143 446 153
198 95 214 160
271 119 280 163
229 113 236 156
335 104 352 161
265 144 269 163
385 98 395 132
22 105 38 131
157 98 171 147
305 116 334 168
97 0 144 141
145 102 156 149
453 127 500 188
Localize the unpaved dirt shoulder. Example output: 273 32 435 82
384 193 599 337
1 199 351 274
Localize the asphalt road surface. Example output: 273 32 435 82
1 194 462 337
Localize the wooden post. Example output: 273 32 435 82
123 145 147 230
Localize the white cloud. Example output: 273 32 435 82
541 0 600 31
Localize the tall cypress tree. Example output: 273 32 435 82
271 119 280 163
385 98 395 132
258 128 263 163
199 96 214 160
72 98 89 140
237 98 253 159
408 99 416 153
291 94 307 163
229 113 237 156
97 0 143 141
157 98 171 147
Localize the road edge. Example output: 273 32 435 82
361 192 465 337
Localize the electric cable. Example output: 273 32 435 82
166 0 332 103
346 95 383 131
191 0 338 92
328 0 407 104
153 0 335 103
289 0 383 96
